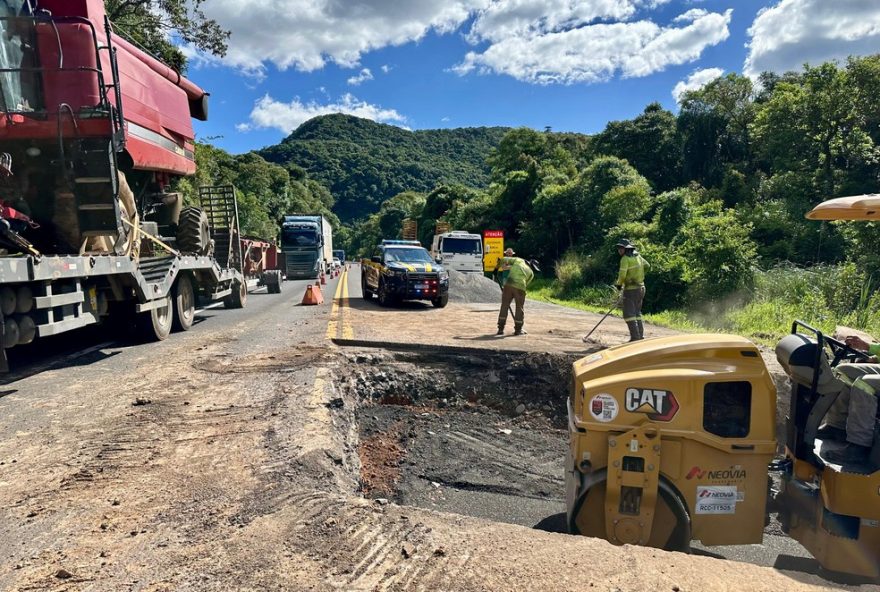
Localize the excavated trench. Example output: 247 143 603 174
336 347 578 531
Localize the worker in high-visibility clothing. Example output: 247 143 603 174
817 334 880 464
615 239 649 341
495 248 534 336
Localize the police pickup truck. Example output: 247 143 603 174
361 240 449 308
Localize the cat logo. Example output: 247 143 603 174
624 387 680 422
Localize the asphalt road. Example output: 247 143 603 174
0 273 341 387
0 264 865 588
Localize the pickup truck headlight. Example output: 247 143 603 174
439 271 449 282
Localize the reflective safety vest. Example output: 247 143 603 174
616 253 648 289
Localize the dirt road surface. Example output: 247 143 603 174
0 266 868 591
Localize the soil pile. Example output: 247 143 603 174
447 269 502 303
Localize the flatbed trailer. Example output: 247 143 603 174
0 185 248 373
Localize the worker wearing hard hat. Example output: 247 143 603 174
495 247 534 336
818 335 880 464
615 239 649 342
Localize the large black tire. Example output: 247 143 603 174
266 270 282 294
172 274 196 332
377 279 393 307
176 207 211 256
432 292 449 308
361 274 373 300
224 279 247 309
135 295 173 341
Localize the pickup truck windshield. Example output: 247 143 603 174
442 238 482 254
282 229 318 247
384 248 433 264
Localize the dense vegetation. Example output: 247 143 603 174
175 144 339 242
338 55 880 341
258 114 510 220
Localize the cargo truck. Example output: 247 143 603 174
280 215 333 279
0 2 247 371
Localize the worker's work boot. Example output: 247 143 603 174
514 326 527 336
824 443 871 464
496 326 504 335
626 321 641 342
816 425 846 442
636 320 645 340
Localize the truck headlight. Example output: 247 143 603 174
439 271 449 282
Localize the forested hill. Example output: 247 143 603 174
257 114 510 221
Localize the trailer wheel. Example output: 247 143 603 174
224 280 247 309
172 274 196 332
177 207 211 256
136 295 173 341
268 270 282 294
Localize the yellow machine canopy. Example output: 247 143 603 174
807 194 880 221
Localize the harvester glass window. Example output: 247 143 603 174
0 4 40 113
703 381 752 438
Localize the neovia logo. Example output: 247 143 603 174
624 388 680 421
687 466 747 481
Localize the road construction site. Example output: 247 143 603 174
0 265 867 591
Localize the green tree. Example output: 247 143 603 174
106 0 230 71
592 103 681 191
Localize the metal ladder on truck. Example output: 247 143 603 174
199 185 243 274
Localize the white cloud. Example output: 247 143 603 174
454 8 732 84
347 68 374 86
673 8 707 23
199 0 490 75
381 64 392 74
441 116 451 122
237 94 407 134
745 0 880 78
672 67 724 102
193 0 726 87
466 0 658 43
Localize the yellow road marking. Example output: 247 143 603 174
325 269 346 340
340 268 353 339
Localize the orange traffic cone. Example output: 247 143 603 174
301 284 324 305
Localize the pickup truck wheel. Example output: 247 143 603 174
172 274 195 331
377 279 393 307
136 295 173 341
432 293 449 308
224 279 247 309
362 274 373 300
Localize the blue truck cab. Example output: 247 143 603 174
281 215 333 279
361 240 449 308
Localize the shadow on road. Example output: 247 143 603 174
533 512 567 533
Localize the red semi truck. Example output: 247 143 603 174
0 1 246 371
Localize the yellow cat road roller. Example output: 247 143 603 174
567 195 880 581
566 330 880 581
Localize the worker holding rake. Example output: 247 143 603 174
494 248 534 336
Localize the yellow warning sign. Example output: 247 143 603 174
483 230 504 272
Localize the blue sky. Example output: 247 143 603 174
185 0 880 155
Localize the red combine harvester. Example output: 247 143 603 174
0 0 246 371
241 237 284 294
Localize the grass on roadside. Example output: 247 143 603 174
529 266 880 347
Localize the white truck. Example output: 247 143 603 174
430 231 484 273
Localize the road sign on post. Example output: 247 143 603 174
483 230 504 272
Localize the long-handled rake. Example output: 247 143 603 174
582 290 621 343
